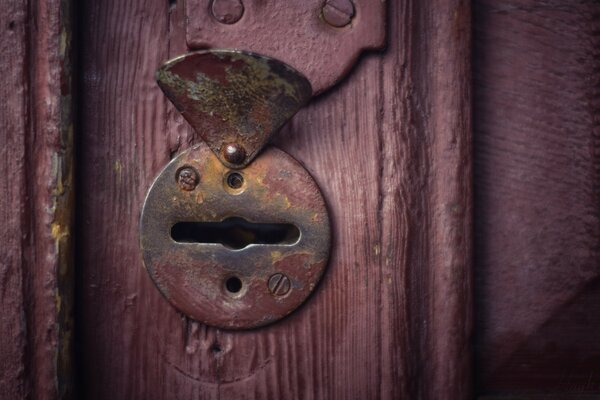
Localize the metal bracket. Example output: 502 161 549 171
185 0 387 95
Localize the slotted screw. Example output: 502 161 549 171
268 273 291 296
322 0 355 28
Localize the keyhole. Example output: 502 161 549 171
170 217 300 250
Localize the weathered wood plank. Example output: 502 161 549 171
0 0 30 397
0 0 74 399
473 0 600 395
77 0 471 398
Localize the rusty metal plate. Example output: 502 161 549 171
140 143 330 329
156 50 312 169
184 0 386 94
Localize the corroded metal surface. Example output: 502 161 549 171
156 50 312 168
140 143 330 329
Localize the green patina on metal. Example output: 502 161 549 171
156 50 312 168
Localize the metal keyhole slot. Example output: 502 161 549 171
170 217 301 250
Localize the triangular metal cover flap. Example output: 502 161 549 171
156 50 312 168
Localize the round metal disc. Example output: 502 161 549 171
140 143 330 329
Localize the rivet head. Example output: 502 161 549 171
211 0 244 25
223 143 247 165
268 273 291 297
176 167 199 191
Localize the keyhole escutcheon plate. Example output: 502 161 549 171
140 143 331 329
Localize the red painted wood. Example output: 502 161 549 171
3 0 597 397
473 0 600 396
77 0 471 399
0 0 74 399
0 1 29 397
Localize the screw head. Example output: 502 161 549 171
211 0 244 25
268 273 291 297
322 0 355 28
176 167 199 191
223 143 247 165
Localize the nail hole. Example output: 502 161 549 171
225 277 242 293
226 172 244 189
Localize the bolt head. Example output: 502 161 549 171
223 143 247 165
176 167 199 191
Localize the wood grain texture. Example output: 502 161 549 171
0 0 29 397
0 0 74 399
473 0 600 396
77 0 471 399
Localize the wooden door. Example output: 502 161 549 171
1 0 598 399
76 0 471 398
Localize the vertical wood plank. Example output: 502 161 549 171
0 0 29 397
473 0 600 395
0 0 74 398
76 1 206 398
78 0 471 398
30 1 75 396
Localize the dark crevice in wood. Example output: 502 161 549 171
72 0 88 398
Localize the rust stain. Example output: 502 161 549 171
53 0 75 395
156 50 312 168
114 160 122 182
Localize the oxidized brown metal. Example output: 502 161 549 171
184 0 386 94
140 142 330 329
156 50 312 169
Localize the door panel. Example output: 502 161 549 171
2 0 598 398
76 0 472 399
3 0 599 398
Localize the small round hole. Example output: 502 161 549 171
226 172 244 189
225 276 242 293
